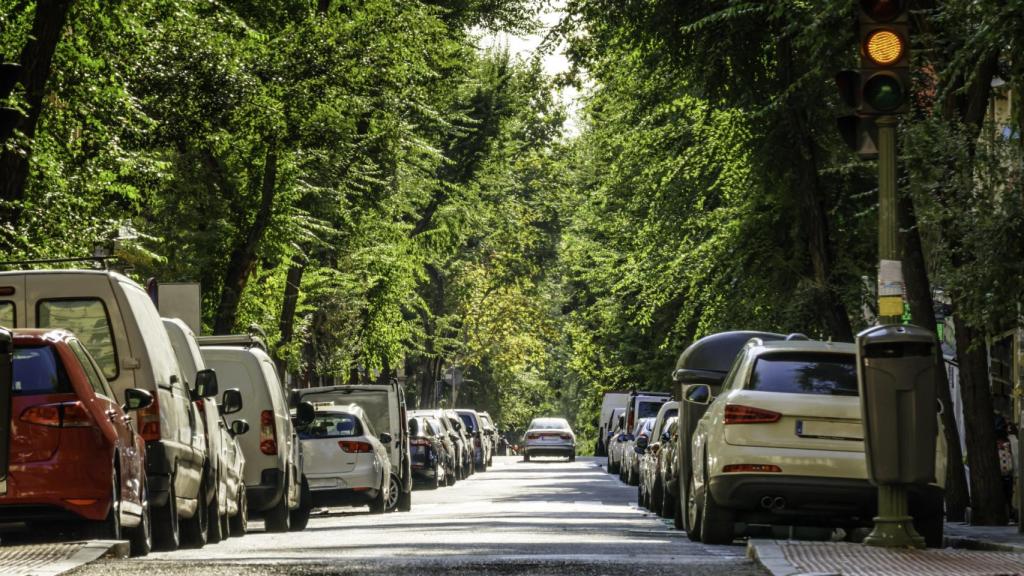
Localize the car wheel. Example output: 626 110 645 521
699 468 735 545
651 474 664 514
127 479 153 557
369 473 387 514
264 475 291 533
685 476 701 541
523 453 530 462
426 464 441 490
289 476 312 531
181 478 209 548
637 483 645 509
83 471 122 540
153 473 180 551
607 456 618 474
661 484 675 520
398 480 412 512
229 487 248 537
569 451 576 462
207 480 223 544
385 475 401 512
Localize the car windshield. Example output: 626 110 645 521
298 412 362 439
530 418 570 430
747 353 858 396
637 401 664 419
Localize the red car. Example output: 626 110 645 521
1 329 153 555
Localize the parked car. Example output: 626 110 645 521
456 409 491 472
410 410 459 486
443 409 474 478
295 382 412 512
477 411 499 465
620 417 654 486
601 407 626 463
606 414 628 474
0 329 153 555
596 392 629 457
408 415 452 489
200 335 313 532
658 418 682 524
217 401 249 537
638 402 678 513
0 270 211 551
522 417 576 461
686 337 946 546
296 404 392 512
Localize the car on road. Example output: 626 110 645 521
686 337 946 546
477 411 499 466
620 417 653 486
0 329 153 555
408 414 453 489
200 335 313 532
522 417 576 461
0 270 211 551
296 404 392 513
296 382 413 512
456 409 491 472
638 401 677 513
657 418 682 523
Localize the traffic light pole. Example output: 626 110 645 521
864 114 925 549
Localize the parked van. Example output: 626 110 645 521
622 391 671 442
596 392 629 456
0 270 211 550
295 382 412 512
199 336 312 531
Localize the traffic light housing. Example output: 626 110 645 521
858 0 910 115
0 62 24 143
835 70 879 159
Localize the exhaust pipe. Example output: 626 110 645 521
772 496 786 510
760 496 774 509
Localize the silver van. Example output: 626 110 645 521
0 270 211 550
199 337 312 531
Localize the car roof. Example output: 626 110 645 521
307 403 368 421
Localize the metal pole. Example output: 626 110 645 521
864 114 924 549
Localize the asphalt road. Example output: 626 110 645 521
68 456 767 576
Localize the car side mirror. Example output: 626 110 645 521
661 431 671 443
635 435 649 451
684 383 711 405
295 401 316 427
194 368 218 399
220 388 243 415
379 432 393 444
230 419 249 436
123 388 153 412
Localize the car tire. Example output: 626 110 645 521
699 468 735 545
523 453 530 462
650 475 664 514
153 473 180 551
911 491 945 548
569 451 576 462
672 492 684 530
127 479 153 557
607 456 618 474
289 476 312 531
181 478 209 548
685 477 701 541
207 480 223 544
384 475 401 512
229 487 248 537
83 471 122 541
398 482 412 512
369 474 387 514
661 484 675 520
637 483 645 509
264 475 291 533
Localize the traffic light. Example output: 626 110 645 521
858 0 910 115
0 62 24 143
835 70 878 159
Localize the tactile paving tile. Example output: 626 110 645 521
0 542 82 572
781 540 1024 576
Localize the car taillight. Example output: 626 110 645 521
722 464 782 473
559 433 572 441
21 401 94 428
411 438 431 447
526 433 539 440
338 440 373 453
139 396 161 441
260 410 278 455
724 404 782 425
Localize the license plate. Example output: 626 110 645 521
796 420 863 441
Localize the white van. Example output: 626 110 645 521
0 270 210 550
295 383 412 512
596 392 629 456
199 339 311 531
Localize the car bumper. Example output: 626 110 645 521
309 488 378 508
0 459 114 522
524 441 575 457
246 468 285 513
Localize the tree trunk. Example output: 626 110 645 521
275 256 305 380
0 0 74 232
213 148 278 334
955 320 1009 524
899 195 970 521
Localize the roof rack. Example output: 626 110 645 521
0 255 115 269
196 333 268 352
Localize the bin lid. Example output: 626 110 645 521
856 324 937 345
673 331 785 382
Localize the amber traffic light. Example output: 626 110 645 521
858 0 910 114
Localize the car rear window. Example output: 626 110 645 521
458 413 478 432
530 418 570 430
637 401 663 419
37 299 117 379
747 353 858 396
298 412 362 439
13 346 72 396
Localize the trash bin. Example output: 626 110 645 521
857 324 938 486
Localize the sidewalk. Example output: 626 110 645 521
0 540 127 576
749 523 1024 576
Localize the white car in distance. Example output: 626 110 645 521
297 404 392 513
522 418 576 462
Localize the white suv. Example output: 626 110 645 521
686 338 946 545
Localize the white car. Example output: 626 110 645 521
522 417 576 462
297 404 392 513
686 338 946 546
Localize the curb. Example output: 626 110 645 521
37 540 129 576
942 535 1024 554
747 539 818 576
